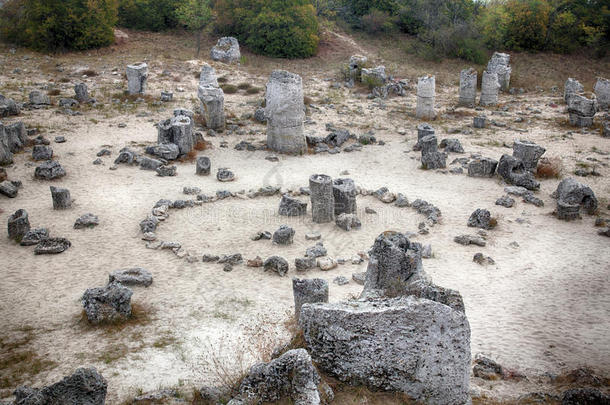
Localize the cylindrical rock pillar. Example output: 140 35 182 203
512 140 546 172
266 70 307 154
332 178 357 216
487 52 511 92
309 174 334 224
74 83 90 103
480 70 500 106
413 123 435 151
8 209 30 241
459 68 477 107
50 186 71 210
420 135 438 155
416 75 435 120
594 77 609 110
126 62 148 95
292 278 328 320
170 115 194 156
197 64 225 130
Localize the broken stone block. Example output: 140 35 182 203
82 282 132 324
278 194 307 216
497 154 540 190
332 178 357 215
468 157 497 178
565 78 584 105
512 140 545 172
126 62 148 95
593 77 609 110
50 186 71 209
487 52 511 92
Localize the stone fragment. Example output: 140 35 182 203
293 278 328 319
32 145 53 161
196 156 211 175
487 52 511 92
564 78 584 104
593 77 609 110
279 194 307 216
0 180 18 198
497 154 540 190
295 256 317 272
332 178 357 215
35 237 71 254
82 282 132 324
50 186 71 209
413 123 435 151
439 138 464 153
512 140 545 172
156 165 177 177
454 234 486 247
568 93 598 127
467 209 494 230
496 195 515 208
8 209 30 241
216 167 234 182
74 213 99 229
74 82 92 103
20 228 49 246
29 90 50 105
264 256 289 276
35 160 66 180
273 225 295 245
126 62 148 95
317 257 338 271
109 268 153 287
336 213 361 231
146 143 179 161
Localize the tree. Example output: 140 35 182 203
175 0 212 57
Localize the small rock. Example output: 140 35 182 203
35 237 71 254
317 257 338 271
263 256 289 276
217 168 235 182
74 213 99 229
473 253 495 265
272 225 294 245
333 276 349 285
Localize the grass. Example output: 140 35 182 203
217 77 228 84
194 140 210 151
177 149 198 163
536 157 563 179
220 84 238 94
82 69 98 77
75 302 153 333
245 86 261 95
48 89 61 96
237 82 251 90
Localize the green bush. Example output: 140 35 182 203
215 0 319 58
0 0 118 51
360 9 398 34
118 0 181 31
503 0 551 51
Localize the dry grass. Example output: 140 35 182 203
537 157 563 179
48 89 61 96
237 82 251 90
82 69 98 77
194 140 210 151
59 77 70 83
245 87 261 95
75 302 153 334
217 76 228 84
220 84 238 94
177 149 198 163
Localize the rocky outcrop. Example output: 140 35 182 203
211 37 241 64
13 367 107 405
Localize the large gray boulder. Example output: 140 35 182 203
197 63 225 130
126 62 148 95
568 94 598 127
35 160 66 180
13 367 107 405
8 209 30 242
553 178 598 220
266 70 306 154
299 296 471 405
210 37 241 64
497 154 540 190
228 349 320 405
82 282 133 324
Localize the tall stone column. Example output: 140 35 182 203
126 62 148 95
459 68 477 107
416 75 435 120
197 63 225 130
309 174 334 224
480 71 500 107
266 70 306 154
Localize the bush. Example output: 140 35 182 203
1 0 118 51
117 0 181 31
503 0 551 51
215 0 319 58
361 9 398 34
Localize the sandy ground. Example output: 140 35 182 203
1 31 609 403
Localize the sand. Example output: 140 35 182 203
0 33 609 403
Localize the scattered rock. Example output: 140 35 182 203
82 282 132 324
35 160 66 180
333 276 349 285
473 253 495 265
335 213 361 231
20 228 49 246
50 186 71 209
196 156 211 175
295 256 317 272
0 181 18 198
217 168 235 182
32 145 53 161
496 195 515 208
279 194 307 216
454 234 486 247
273 225 295 245
8 209 30 242
263 256 289 276
317 257 338 271
35 237 71 254
468 208 495 230
74 213 99 229
247 256 263 267
109 268 153 287
156 165 177 177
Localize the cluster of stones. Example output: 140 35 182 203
197 63 225 130
305 123 378 154
7 208 70 254
563 76 609 128
210 37 241 64
265 70 307 154
552 178 598 221
346 55 407 98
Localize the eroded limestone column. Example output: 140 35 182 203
197 63 225 130
266 70 306 154
126 62 148 95
459 68 477 107
487 52 511 92
332 178 357 216
416 75 435 120
594 77 609 110
309 174 334 224
480 71 500 107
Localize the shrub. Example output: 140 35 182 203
361 9 398 34
502 0 551 51
220 84 238 94
0 0 118 51
215 0 319 58
536 157 562 179
246 87 262 95
117 0 181 31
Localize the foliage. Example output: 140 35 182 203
175 0 212 56
215 0 319 58
0 0 117 51
503 0 551 51
117 0 181 31
361 9 398 34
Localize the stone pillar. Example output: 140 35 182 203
266 70 306 154
594 77 609 110
413 123 435 151
512 140 546 172
50 186 71 209
332 178 357 216
420 135 446 170
4 121 26 153
197 63 225 130
416 75 435 120
126 62 148 95
480 71 500 106
196 156 211 175
568 94 597 128
8 209 30 241
292 278 328 320
170 115 193 155
74 83 91 103
487 52 511 92
459 68 477 107
309 174 334 224
348 55 368 83
0 122 12 166
564 78 584 105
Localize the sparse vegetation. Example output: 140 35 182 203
220 84 238 94
537 157 563 179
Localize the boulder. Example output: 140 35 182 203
32 145 53 161
332 178 357 215
138 156 163 171
229 349 320 405
263 256 289 276
273 225 295 245
13 367 107 405
299 296 471 404
20 228 49 246
512 140 545 172
34 237 71 254
279 194 307 216
497 154 540 190
361 66 387 86
0 94 20 117
266 70 306 154
292 278 328 319
0 180 18 198
439 138 464 153
156 165 177 177
74 83 92 103
210 37 241 64
317 257 338 271
305 242 327 258
309 174 334 223
413 123 435 151
420 135 447 170
468 157 498 177
196 156 211 175
35 160 66 180
7 209 30 241
74 213 99 229
50 186 71 209
568 94 598 127
553 178 598 220
467 209 494 230
29 90 50 105
295 256 317 272
4 121 27 152
126 62 148 95
146 143 179 161
335 213 361 231
109 267 153 287
82 282 133 324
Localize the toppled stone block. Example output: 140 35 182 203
109 268 153 287
497 154 540 190
29 90 50 105
468 157 497 177
146 143 179 161
35 160 66 180
553 178 597 220
32 145 53 161
279 194 307 216
74 213 99 229
8 208 30 241
440 138 464 153
512 140 545 172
